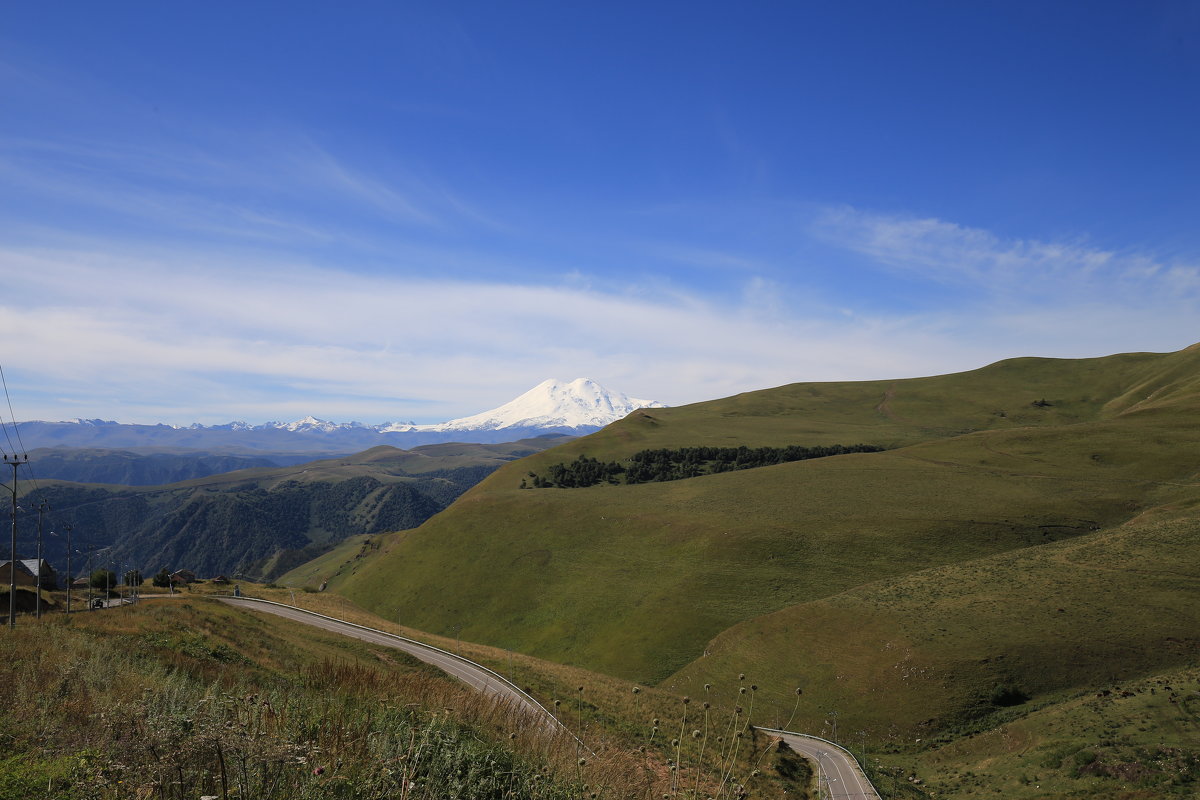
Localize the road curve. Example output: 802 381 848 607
218 598 876 796
219 597 558 729
757 727 880 799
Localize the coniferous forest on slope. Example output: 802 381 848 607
524 443 885 488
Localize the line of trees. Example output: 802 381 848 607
524 443 885 488
89 569 117 590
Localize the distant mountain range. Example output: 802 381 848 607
19 378 666 454
17 438 573 581
24 448 291 486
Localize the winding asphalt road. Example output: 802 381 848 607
219 597 878 798
219 597 552 726
758 727 879 799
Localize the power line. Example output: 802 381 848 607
0 364 57 535
0 365 70 596
0 363 19 458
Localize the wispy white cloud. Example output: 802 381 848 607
5 196 1200 427
0 123 501 249
0 243 1007 425
812 205 1200 302
646 243 771 273
290 143 443 228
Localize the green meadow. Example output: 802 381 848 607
0 593 822 800
313 344 1200 797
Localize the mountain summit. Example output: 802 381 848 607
22 379 665 452
404 378 666 433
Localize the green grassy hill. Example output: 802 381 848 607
275 532 377 588
20 437 571 581
331 346 1200 747
0 598 645 800
667 500 1200 732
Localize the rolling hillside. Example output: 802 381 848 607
18 437 571 581
329 345 1200 740
24 447 291 485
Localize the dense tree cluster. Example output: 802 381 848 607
89 569 117 590
526 443 885 488
526 456 623 488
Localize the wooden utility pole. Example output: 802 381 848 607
5 453 27 628
64 523 73 614
35 499 47 619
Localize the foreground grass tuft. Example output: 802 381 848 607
0 601 655 799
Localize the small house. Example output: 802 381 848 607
0 560 36 587
169 569 197 585
20 559 57 590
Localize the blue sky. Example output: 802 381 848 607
2 1 1198 425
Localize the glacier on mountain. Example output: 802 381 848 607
259 377 662 434
35 379 664 449
404 378 664 432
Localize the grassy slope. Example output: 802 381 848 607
275 532 377 588
34 586 815 800
163 436 574 489
26 437 571 495
666 499 1200 735
906 662 1200 799
0 598 647 800
336 346 1200 691
21 437 572 580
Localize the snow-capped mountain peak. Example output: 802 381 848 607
415 378 665 432
37 380 664 447
274 415 341 433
